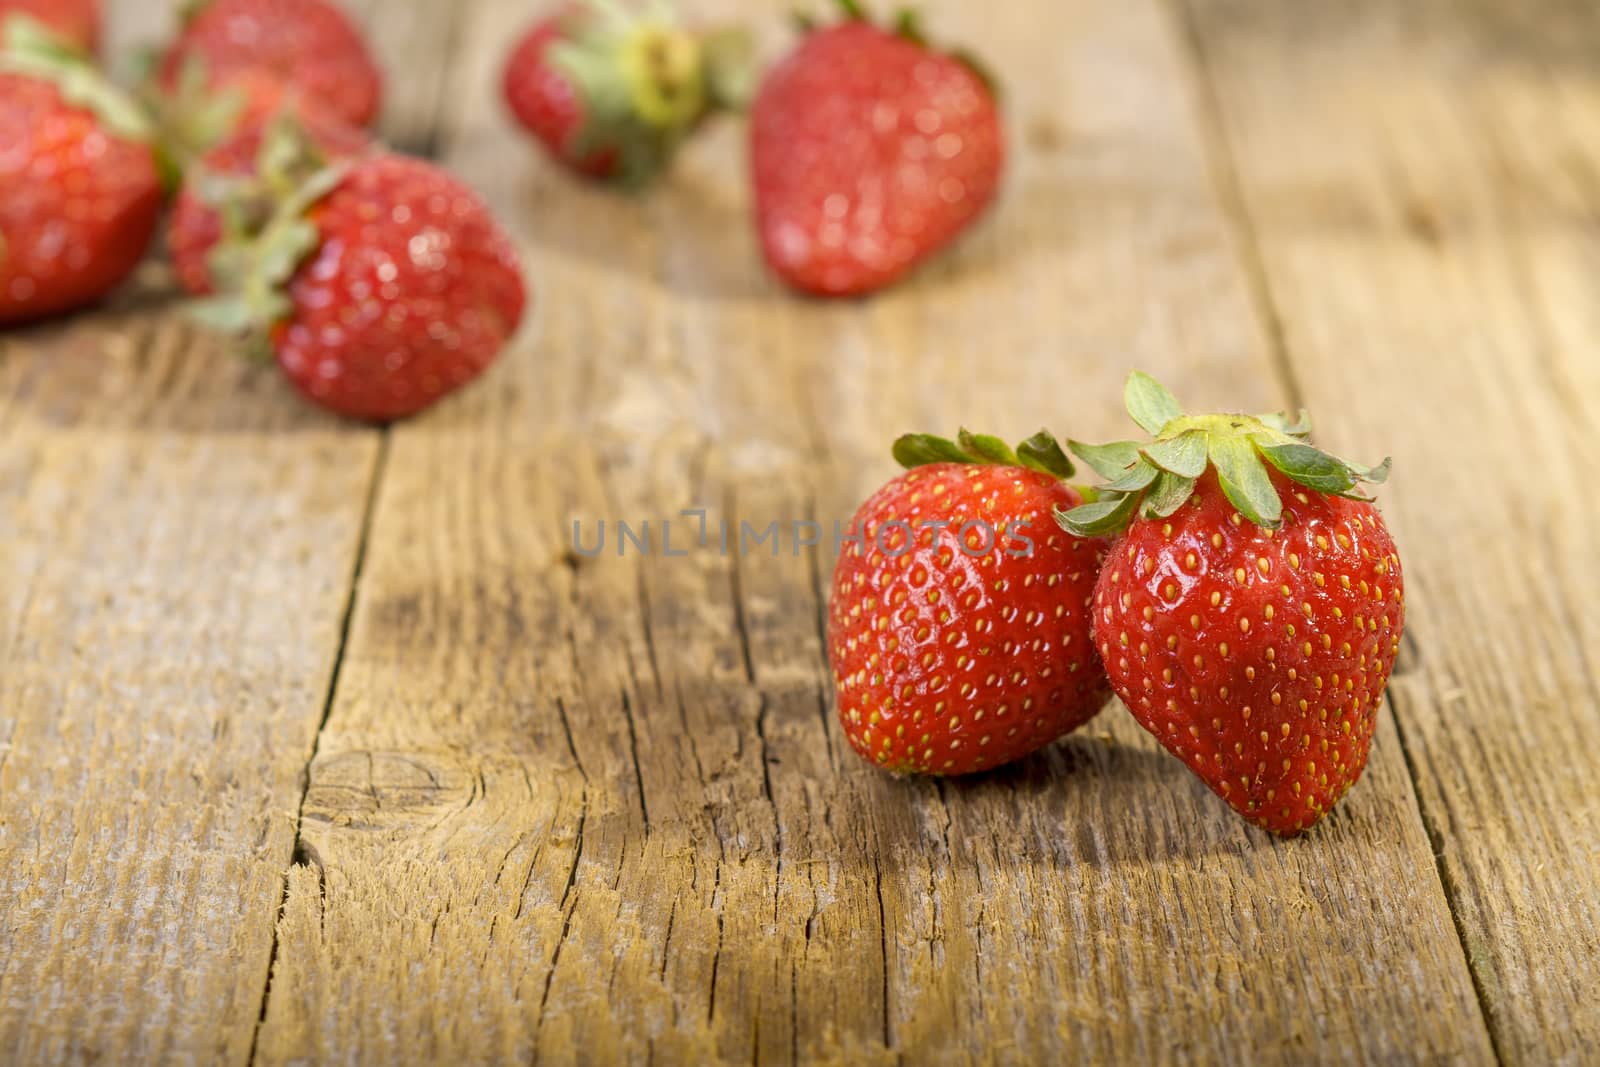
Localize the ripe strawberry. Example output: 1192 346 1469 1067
829 430 1110 775
0 17 163 324
195 135 526 421
167 79 369 295
502 3 750 186
749 1 1004 297
0 0 97 53
158 0 382 129
1058 373 1404 835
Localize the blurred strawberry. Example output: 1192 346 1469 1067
750 1 1004 296
502 1 750 186
0 16 162 324
159 0 382 129
193 125 526 420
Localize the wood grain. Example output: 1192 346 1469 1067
0 306 378 1063
0 7 393 1064
249 0 1495 1063
1183 0 1600 1061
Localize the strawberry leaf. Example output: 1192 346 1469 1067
1258 443 1356 495
1103 456 1160 494
893 9 926 45
1055 493 1137 538
893 433 969 468
897 428 1083 484
1258 409 1312 437
1209 434 1281 527
1143 471 1196 518
1124 371 1183 435
1142 429 1208 478
957 428 1018 466
1068 439 1141 481
1015 430 1075 480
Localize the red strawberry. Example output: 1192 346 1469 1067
195 137 526 421
159 0 382 129
0 18 163 324
750 1 1004 297
829 431 1110 775
1058 373 1404 835
502 3 750 186
0 0 97 53
167 78 369 295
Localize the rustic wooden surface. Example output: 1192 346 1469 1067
1 0 1596 1063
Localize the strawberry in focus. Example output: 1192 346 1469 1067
829 431 1110 775
502 2 750 186
0 0 97 52
0 16 162 324
1059 373 1404 836
194 128 526 421
750 1 1004 296
159 0 382 129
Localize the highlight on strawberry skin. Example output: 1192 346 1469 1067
1058 372 1404 836
828 430 1111 776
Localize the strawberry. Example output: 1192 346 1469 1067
0 17 163 325
0 0 97 53
194 128 526 421
749 0 1004 297
829 430 1110 775
158 0 382 130
1058 373 1404 836
502 3 750 186
166 78 370 295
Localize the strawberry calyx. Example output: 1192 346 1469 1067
1056 371 1391 537
0 14 155 143
143 54 253 170
551 1 752 188
894 428 1096 497
188 113 348 349
797 0 998 94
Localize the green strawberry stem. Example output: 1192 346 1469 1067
1056 371 1391 538
550 1 752 188
188 113 348 347
144 54 251 171
1 14 155 142
894 428 1098 502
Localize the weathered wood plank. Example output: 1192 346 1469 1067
0 3 470 1061
252 1 1493 1064
0 306 379 1064
1183 0 1600 1061
343 0 480 153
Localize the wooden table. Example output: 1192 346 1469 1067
4 0 1598 1062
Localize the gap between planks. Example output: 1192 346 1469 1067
246 435 391 1067
238 0 484 1054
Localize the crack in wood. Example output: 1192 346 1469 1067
245 434 389 1067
